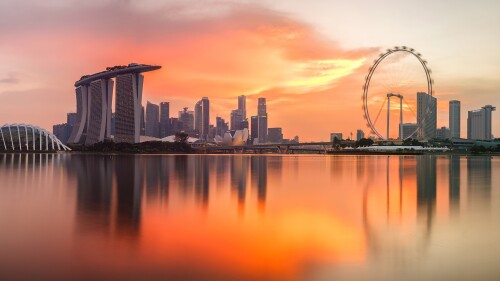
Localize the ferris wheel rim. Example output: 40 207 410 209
362 46 434 140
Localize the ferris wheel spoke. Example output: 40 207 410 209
372 98 387 128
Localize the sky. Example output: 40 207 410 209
0 0 499 141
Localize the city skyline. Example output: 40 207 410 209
1 0 499 141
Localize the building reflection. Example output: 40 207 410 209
194 155 210 208
467 156 492 209
251 156 267 209
73 155 113 233
114 156 142 236
231 156 248 209
449 155 461 215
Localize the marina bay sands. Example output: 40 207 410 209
68 63 161 145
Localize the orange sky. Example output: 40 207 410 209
0 0 499 141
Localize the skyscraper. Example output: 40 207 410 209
467 105 496 140
230 109 244 130
449 100 461 138
238 95 246 119
257 98 268 143
179 107 195 135
194 97 210 140
114 73 144 143
417 92 437 140
159 102 169 138
356 129 365 140
216 116 228 137
145 101 159 138
250 115 258 142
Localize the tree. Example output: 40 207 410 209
174 132 189 144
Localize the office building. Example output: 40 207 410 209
467 105 496 140
449 100 461 138
194 97 210 139
250 116 258 142
436 126 451 140
216 116 228 138
257 98 268 143
356 129 365 140
268 128 283 143
238 95 246 119
179 107 195 135
399 123 418 139
145 101 160 138
330 133 343 142
417 92 437 139
159 102 169 138
230 109 244 130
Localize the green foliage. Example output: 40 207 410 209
174 132 189 144
354 138 374 148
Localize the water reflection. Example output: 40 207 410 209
0 154 498 281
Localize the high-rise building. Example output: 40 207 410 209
250 116 258 142
436 126 451 140
268 128 283 143
216 116 228 137
179 107 195 135
168 117 182 135
399 123 418 139
194 97 210 140
356 129 365 140
258 114 268 144
238 95 246 119
449 100 461 138
159 102 170 138
230 109 244 130
68 64 160 145
417 92 437 140
257 98 268 143
145 101 160 138
467 105 496 140
330 133 343 142
114 73 144 143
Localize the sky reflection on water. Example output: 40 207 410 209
0 154 499 281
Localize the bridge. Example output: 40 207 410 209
192 141 355 154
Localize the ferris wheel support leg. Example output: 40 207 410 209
400 97 403 140
387 96 390 140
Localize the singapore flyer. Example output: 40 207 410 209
362 46 435 140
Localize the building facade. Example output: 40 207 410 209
268 128 283 143
257 98 268 144
194 97 210 140
145 101 160 138
467 105 496 140
417 92 437 140
330 133 343 142
159 102 169 138
356 129 365 141
68 64 160 145
238 95 246 120
399 123 418 139
179 107 195 136
436 126 451 140
449 100 461 138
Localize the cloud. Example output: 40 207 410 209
0 73 19 84
0 0 377 140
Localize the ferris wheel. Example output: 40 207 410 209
362 46 434 140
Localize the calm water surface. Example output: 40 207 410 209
0 154 499 281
